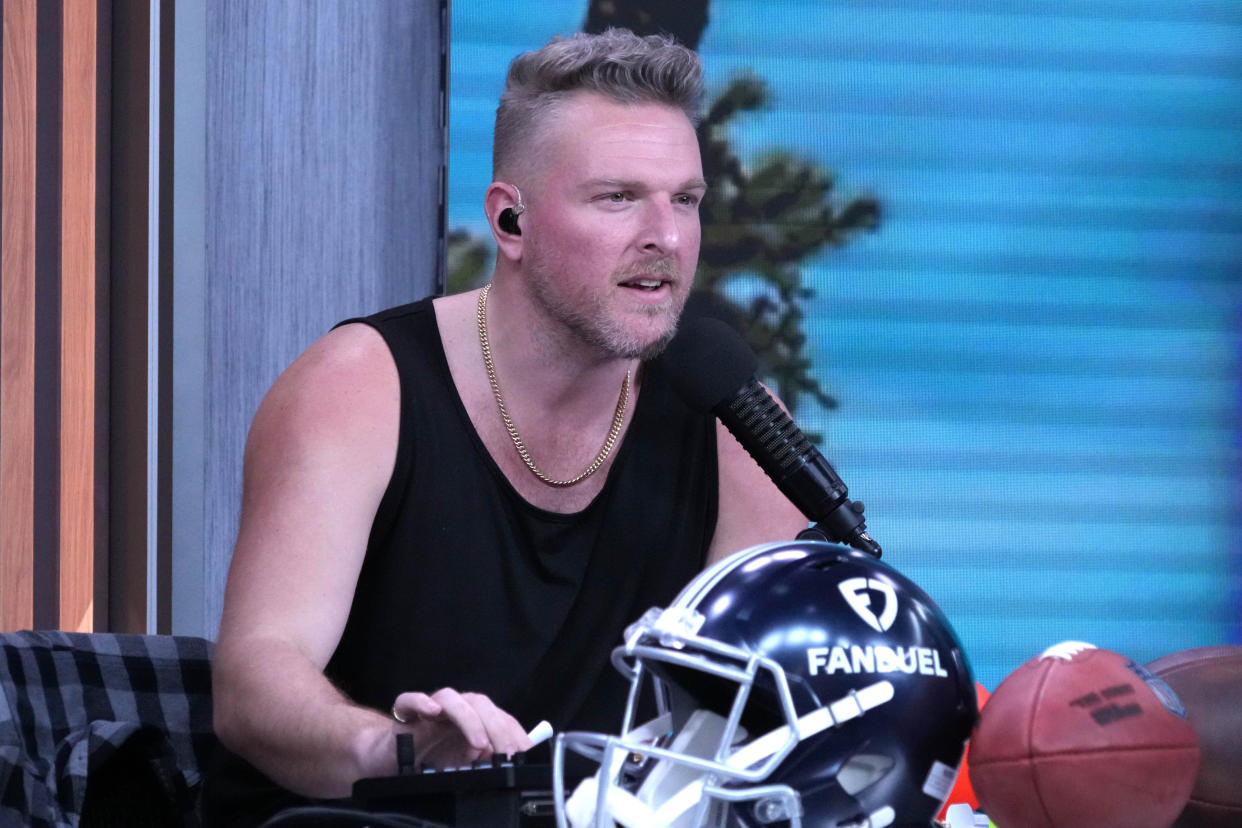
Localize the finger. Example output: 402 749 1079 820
428 688 492 752
459 693 535 757
392 691 442 723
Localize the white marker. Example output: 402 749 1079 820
526 720 553 747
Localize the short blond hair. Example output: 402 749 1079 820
492 28 703 179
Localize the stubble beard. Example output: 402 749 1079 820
525 257 687 361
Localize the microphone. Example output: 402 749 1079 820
662 316 881 557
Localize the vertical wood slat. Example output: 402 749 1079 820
1 0 38 632
2 0 105 632
59 0 97 632
107 0 151 633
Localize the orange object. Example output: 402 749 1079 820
938 681 991 821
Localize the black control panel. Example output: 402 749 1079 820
352 753 558 828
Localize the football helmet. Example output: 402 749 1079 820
553 541 977 828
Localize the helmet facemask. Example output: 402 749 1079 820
555 605 897 827
553 542 976 828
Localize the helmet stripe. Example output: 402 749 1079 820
672 541 792 611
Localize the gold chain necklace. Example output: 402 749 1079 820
476 283 631 488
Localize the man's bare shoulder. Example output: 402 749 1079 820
246 323 399 469
289 322 394 386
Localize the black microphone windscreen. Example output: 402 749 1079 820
662 317 759 412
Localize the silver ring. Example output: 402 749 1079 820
391 703 409 724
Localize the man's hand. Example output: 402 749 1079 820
392 688 534 768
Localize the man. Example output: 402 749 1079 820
207 28 806 824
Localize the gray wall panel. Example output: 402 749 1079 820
189 1 443 636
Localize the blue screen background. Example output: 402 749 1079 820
447 0 1242 689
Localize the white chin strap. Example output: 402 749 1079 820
566 681 894 828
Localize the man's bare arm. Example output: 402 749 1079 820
211 323 405 796
212 323 533 797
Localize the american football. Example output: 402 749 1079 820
969 641 1200 828
1147 645 1242 828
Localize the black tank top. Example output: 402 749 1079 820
325 297 717 735
204 299 717 826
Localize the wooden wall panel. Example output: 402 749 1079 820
199 1 444 635
107 0 152 634
1 0 107 632
1 0 38 632
4 0 446 634
59 0 98 632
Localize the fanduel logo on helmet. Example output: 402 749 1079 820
806 644 951 678
838 577 897 632
804 578 950 678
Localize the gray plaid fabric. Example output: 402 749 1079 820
0 631 215 827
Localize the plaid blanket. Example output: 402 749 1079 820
0 631 216 827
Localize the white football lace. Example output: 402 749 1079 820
1039 640 1097 661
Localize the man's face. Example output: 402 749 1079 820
518 92 705 361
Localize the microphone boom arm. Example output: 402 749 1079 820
721 379 881 557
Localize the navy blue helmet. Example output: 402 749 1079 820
554 540 978 828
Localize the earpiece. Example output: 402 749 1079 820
497 185 526 236
498 207 522 235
